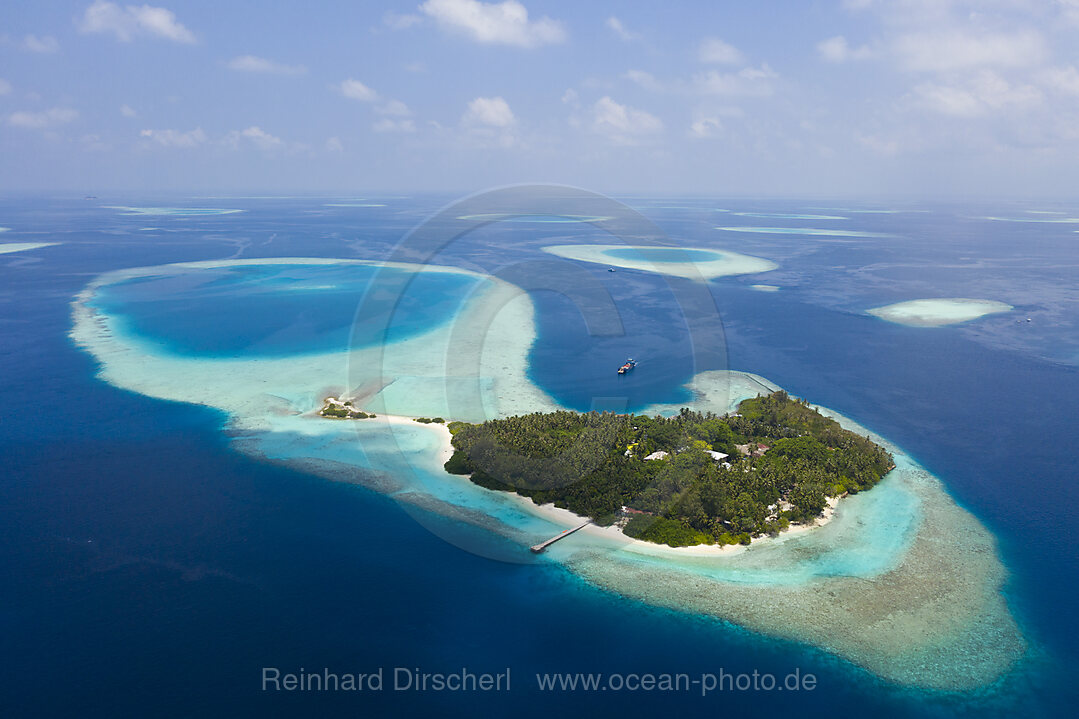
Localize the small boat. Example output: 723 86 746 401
617 358 637 374
608 267 616 272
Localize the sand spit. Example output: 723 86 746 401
0 242 59 254
541 243 777 280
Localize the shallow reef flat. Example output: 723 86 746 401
0 242 59 254
457 213 613 223
70 257 558 426
716 226 893 238
868 298 1013 327
981 215 1079 223
103 206 244 216
565 465 1023 691
541 243 777 280
70 257 1026 691
731 212 847 220
557 371 1025 690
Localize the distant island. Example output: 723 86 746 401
319 397 447 424
319 396 376 419
442 392 894 547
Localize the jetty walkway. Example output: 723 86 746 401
530 521 591 553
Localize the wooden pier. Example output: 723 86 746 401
530 522 591 553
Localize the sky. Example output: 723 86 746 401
3 0 1079 197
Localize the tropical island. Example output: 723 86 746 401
70 256 1026 689
442 391 894 547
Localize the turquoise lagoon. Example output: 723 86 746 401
90 263 482 358
601 247 725 263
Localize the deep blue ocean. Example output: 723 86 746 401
2 194 1078 717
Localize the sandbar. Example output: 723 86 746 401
0 242 59 254
104 206 244 216
868 298 1013 327
717 226 893 238
541 243 777 280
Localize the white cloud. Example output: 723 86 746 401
8 107 79 129
894 29 1045 73
230 125 283 150
325 136 344 152
338 80 413 127
561 89 579 105
1038 65 1079 96
698 37 743 65
463 96 515 127
81 133 111 152
227 55 306 76
857 133 900 156
79 1 196 43
694 64 778 96
591 96 663 143
23 34 60 53
606 16 638 42
384 11 423 29
1059 0 1079 27
377 99 412 116
139 127 206 147
373 118 416 133
624 70 663 92
0 79 10 96
912 83 983 117
689 117 722 138
914 71 1042 117
420 0 566 48
120 104 137 117
338 78 378 102
817 36 872 63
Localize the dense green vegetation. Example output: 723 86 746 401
414 417 445 424
444 392 894 547
319 400 375 419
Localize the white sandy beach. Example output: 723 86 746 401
508 493 841 558
316 406 457 470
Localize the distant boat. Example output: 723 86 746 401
608 267 616 272
617 358 637 374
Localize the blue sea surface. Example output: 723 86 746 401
1 194 1077 717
